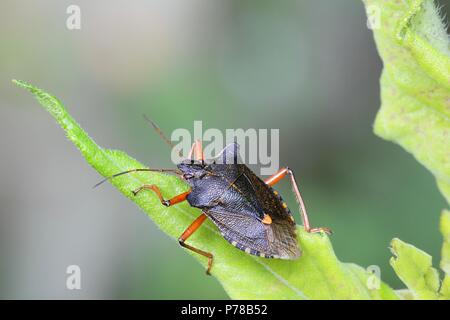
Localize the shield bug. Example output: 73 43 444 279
95 120 331 274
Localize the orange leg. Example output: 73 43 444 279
133 185 212 274
265 167 332 235
132 184 191 207
178 213 213 275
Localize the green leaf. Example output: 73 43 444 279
440 210 450 298
390 238 440 299
390 210 450 299
362 0 450 205
13 79 399 300
394 289 415 300
440 210 450 274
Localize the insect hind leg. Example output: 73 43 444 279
265 167 332 235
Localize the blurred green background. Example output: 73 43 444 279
0 0 449 299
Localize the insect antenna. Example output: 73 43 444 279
93 168 181 189
143 114 183 157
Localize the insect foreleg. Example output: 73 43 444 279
265 167 332 235
132 184 191 207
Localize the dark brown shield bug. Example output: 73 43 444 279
95 121 331 274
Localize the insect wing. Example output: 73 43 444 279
207 208 300 259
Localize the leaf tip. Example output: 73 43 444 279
12 79 43 97
389 237 401 254
12 79 31 89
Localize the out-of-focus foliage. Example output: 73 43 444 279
364 0 450 204
362 0 450 300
